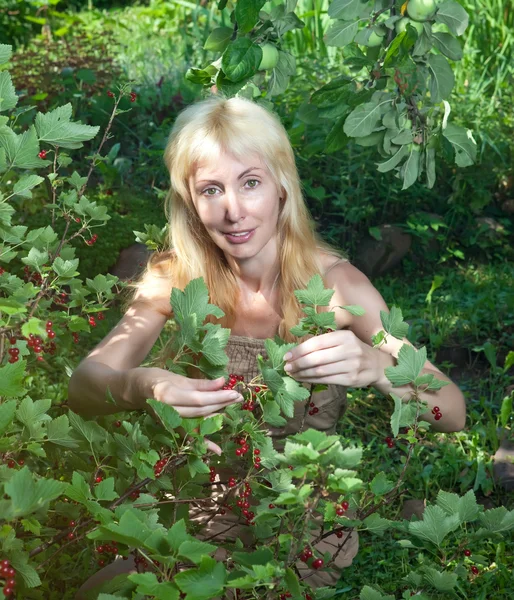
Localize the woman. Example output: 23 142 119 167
69 95 466 596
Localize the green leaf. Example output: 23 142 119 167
0 399 16 435
174 556 226 600
235 0 266 33
5 468 66 518
204 26 233 52
478 507 514 533
422 566 458 592
500 394 513 428
390 393 402 437
436 489 479 523
178 540 218 565
325 19 359 48
376 145 409 173
385 344 427 387
128 572 179 600
342 305 365 316
262 400 287 427
171 278 224 327
426 147 436 189
0 359 26 397
34 103 99 149
0 71 18 112
427 54 455 104
94 477 119 502
401 145 421 190
10 551 41 588
66 472 91 504
431 32 463 61
344 99 392 138
442 123 477 167
370 472 394 496
45 414 78 447
221 38 261 82
359 586 395 600
363 513 392 536
409 505 460 547
294 273 334 306
146 399 182 433
68 412 107 444
267 51 296 98
0 44 12 64
435 0 469 36
167 519 189 552
52 257 79 279
199 414 223 436
380 307 409 339
12 174 44 198
67 171 88 190
328 0 369 20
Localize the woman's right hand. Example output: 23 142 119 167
128 367 244 418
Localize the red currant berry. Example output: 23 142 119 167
95 476 103 483
268 503 275 509
336 507 345 516
107 91 114 98
38 150 47 159
67 532 75 540
5 580 15 588
69 520 76 527
46 321 53 329
253 448 260 455
98 559 106 567
312 558 324 569
336 530 343 538
7 460 15 468
434 412 442 420
464 549 471 557
114 421 122 427
432 406 440 414
235 448 242 456
47 330 56 339
254 386 261 392
3 588 13 597
471 566 479 575
341 501 349 510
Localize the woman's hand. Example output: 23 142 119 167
282 330 383 388
128 367 244 417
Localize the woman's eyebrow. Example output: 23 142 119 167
196 167 263 185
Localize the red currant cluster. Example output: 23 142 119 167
72 332 80 344
130 91 137 102
53 291 69 306
307 401 319 416
234 437 249 458
385 436 394 449
0 559 16 597
209 466 217 483
279 593 292 599
154 457 167 478
235 482 255 525
298 546 324 570
38 149 47 159
223 373 244 390
228 475 237 488
46 320 56 339
86 233 98 246
95 543 119 567
335 500 349 517
23 265 43 286
107 90 115 98
134 555 160 572
432 406 443 420
4 456 24 468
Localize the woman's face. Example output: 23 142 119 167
190 150 283 261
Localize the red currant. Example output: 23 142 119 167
114 421 122 428
107 90 114 98
95 476 103 483
336 530 343 538
471 566 479 575
464 549 471 557
341 501 349 510
268 503 275 509
38 150 47 159
336 507 345 516
312 558 323 569
434 412 442 420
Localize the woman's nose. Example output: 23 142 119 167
223 188 244 222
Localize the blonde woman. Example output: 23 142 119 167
69 95 466 596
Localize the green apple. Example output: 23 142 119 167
258 43 279 71
367 26 387 47
406 0 437 22
395 17 424 35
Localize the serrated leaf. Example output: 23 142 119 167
45 414 78 447
174 556 226 600
294 273 334 306
0 360 26 397
128 572 180 600
0 125 48 169
9 551 41 588
359 586 395 600
380 307 409 339
262 400 287 427
221 38 261 82
409 505 460 547
68 412 107 444
436 489 479 523
146 399 182 433
0 44 12 64
385 345 427 386
94 477 119 501
363 513 392 536
0 71 18 112
5 467 66 517
478 507 514 533
370 472 394 496
52 257 79 278
167 519 189 552
12 174 44 198
422 566 458 592
0 399 16 435
34 103 99 149
178 540 218 565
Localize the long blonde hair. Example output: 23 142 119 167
124 95 346 366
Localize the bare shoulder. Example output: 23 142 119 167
130 251 175 319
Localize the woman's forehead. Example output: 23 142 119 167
192 152 267 179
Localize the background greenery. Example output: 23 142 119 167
4 0 513 597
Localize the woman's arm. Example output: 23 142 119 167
331 263 466 433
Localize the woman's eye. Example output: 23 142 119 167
204 188 218 196
246 179 259 188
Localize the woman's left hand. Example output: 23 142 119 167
283 330 384 388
